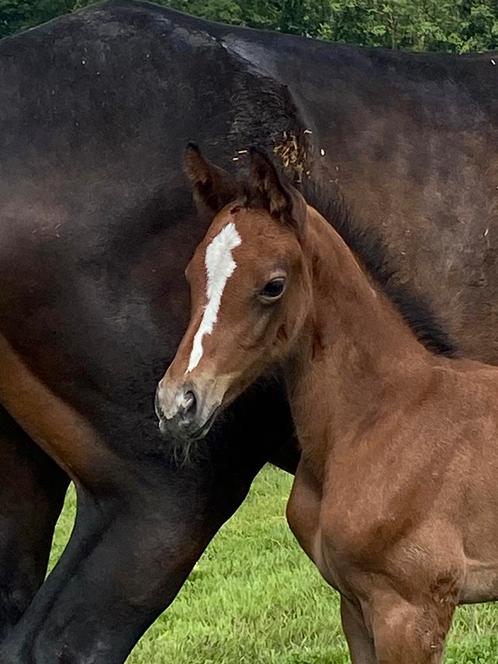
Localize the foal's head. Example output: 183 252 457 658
156 145 313 442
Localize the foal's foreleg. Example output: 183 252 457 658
371 595 454 664
340 596 376 664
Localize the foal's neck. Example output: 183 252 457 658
286 207 434 468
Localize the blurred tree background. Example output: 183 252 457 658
1 0 497 51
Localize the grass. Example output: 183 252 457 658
50 467 498 663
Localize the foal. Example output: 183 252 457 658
157 145 498 663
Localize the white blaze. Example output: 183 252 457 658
187 222 242 373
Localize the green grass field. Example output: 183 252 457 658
50 467 498 663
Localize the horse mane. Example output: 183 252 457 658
299 178 458 357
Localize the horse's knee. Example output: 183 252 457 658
373 600 452 664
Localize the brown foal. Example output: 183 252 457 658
157 145 498 663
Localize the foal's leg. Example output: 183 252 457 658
0 407 68 641
371 594 455 664
340 596 376 664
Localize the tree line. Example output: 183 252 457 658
1 0 497 51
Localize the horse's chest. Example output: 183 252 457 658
286 456 404 594
286 460 346 591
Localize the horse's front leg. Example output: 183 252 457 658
0 451 262 664
340 596 377 664
0 380 290 663
0 407 68 642
369 590 455 664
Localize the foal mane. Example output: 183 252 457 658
299 179 457 357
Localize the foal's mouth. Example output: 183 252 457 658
157 404 221 443
185 405 221 441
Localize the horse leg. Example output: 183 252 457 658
0 407 68 641
0 324 293 663
340 596 377 664
0 454 263 664
371 593 454 664
0 382 283 663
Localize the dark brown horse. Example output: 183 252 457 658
1 0 498 661
160 146 498 663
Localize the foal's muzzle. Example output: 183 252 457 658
155 381 219 442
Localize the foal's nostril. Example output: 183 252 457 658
179 390 196 420
155 384 198 434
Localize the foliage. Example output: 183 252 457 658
1 0 497 52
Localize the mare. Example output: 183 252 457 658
2 0 498 660
159 146 498 663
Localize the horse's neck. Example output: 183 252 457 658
285 208 432 470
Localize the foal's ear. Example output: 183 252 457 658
248 148 306 234
184 143 239 218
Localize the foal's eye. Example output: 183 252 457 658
259 277 286 303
